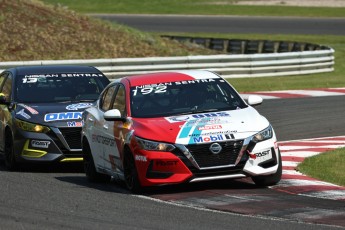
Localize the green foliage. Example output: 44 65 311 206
40 0 345 17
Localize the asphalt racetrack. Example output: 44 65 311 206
93 14 345 35
1 96 344 229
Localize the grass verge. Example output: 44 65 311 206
40 0 345 18
161 32 345 92
297 148 345 187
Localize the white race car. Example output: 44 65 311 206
82 70 282 193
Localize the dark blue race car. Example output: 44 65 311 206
0 65 110 170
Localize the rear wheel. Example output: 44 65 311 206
4 131 18 171
252 150 282 187
83 140 110 183
123 151 142 193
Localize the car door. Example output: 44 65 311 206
103 84 126 173
89 84 118 170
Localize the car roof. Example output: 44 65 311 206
7 65 102 75
125 70 221 87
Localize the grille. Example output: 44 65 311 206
186 140 243 168
58 127 82 149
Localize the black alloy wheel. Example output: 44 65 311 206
4 132 18 171
124 152 142 193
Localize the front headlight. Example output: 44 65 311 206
15 119 50 133
252 125 273 142
136 137 175 152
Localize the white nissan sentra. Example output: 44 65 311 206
82 70 282 193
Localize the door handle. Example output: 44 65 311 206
88 117 94 122
103 124 108 130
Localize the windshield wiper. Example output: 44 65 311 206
190 107 219 113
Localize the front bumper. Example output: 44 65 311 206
13 127 83 163
133 135 280 187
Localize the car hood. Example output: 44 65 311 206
15 102 95 128
132 107 270 145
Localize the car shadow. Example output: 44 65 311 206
0 159 262 195
55 174 261 196
0 160 84 173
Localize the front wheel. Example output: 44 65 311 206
252 150 282 187
4 132 18 171
123 152 142 194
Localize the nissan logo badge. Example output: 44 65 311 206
209 143 222 154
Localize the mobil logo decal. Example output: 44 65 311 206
193 135 223 143
193 134 233 143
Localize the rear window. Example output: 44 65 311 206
15 73 109 103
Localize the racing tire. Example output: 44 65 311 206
252 149 282 187
123 151 142 194
4 131 18 171
83 141 110 183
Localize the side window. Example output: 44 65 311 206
100 85 117 111
2 74 12 102
112 85 126 116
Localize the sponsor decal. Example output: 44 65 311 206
248 149 272 161
60 73 104 77
132 79 217 96
135 155 147 162
22 73 103 83
31 140 50 148
18 104 39 114
198 125 222 131
67 121 83 127
66 103 93 111
189 131 236 137
256 150 270 158
166 112 230 123
192 134 233 143
23 74 58 83
16 109 31 119
44 112 82 122
92 134 115 147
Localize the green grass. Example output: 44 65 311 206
297 148 345 187
41 0 345 18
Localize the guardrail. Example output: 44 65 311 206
0 40 334 79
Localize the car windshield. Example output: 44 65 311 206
15 73 109 103
130 78 248 118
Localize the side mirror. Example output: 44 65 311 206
247 95 263 106
104 109 127 122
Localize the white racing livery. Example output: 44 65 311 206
82 70 282 193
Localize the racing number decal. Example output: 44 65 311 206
132 85 167 96
22 78 38 83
